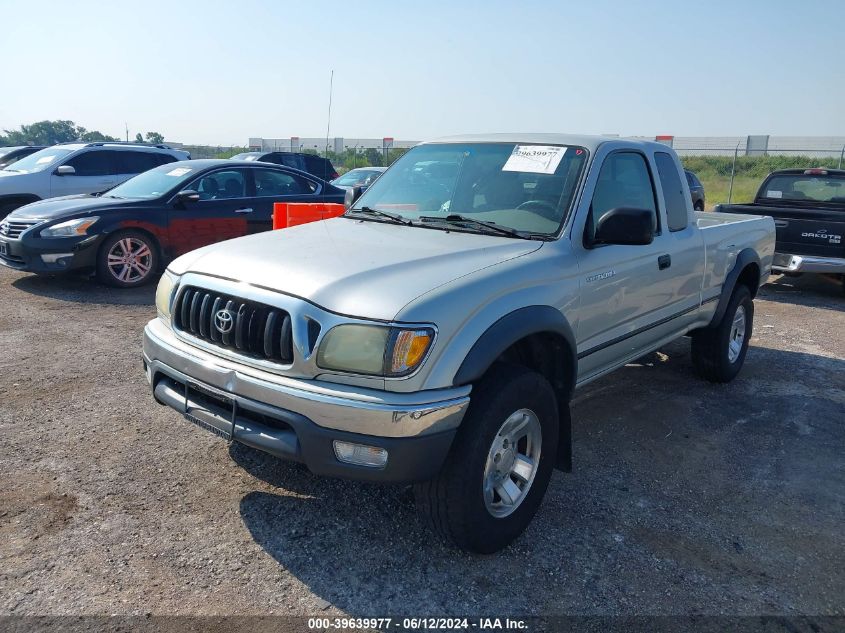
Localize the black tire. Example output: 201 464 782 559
691 285 753 383
694 201 705 212
96 230 159 288
414 364 559 553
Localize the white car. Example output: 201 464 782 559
0 142 189 218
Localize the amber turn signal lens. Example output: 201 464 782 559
388 329 434 376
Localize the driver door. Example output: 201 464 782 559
51 150 118 196
168 168 253 256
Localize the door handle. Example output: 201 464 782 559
658 254 671 270
234 208 253 214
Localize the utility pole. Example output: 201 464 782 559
125 123 129 142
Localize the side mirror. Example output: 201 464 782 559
174 190 200 205
344 185 364 210
55 165 76 176
592 207 655 246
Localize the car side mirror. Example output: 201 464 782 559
55 165 76 176
592 207 655 246
174 190 200 205
344 185 364 210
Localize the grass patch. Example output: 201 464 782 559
680 155 843 208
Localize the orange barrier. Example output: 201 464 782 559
273 202 346 230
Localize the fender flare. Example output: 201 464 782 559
453 305 577 395
453 305 577 472
709 248 760 327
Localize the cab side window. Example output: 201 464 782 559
65 150 114 177
655 152 689 232
253 169 317 196
588 152 658 241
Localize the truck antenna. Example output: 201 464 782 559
325 69 334 181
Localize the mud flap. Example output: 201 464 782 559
555 402 572 472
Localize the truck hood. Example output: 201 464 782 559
175 217 542 321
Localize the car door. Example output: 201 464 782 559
51 149 118 196
249 166 322 233
574 149 695 381
167 168 253 256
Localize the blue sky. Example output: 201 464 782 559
2 0 842 144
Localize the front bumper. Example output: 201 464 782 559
143 318 469 482
772 252 845 274
0 234 100 273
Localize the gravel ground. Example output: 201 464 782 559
0 266 843 617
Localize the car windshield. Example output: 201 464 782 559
350 142 588 236
106 164 198 199
762 174 845 204
2 148 73 173
333 169 384 186
0 147 19 157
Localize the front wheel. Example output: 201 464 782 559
96 230 159 288
691 285 753 382
414 364 559 553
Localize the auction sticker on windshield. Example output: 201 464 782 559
166 167 192 177
502 145 567 174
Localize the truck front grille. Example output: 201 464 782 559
0 219 41 239
173 286 294 364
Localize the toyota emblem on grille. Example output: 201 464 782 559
214 309 235 334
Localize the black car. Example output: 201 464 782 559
230 151 339 181
0 159 345 288
685 169 705 211
0 146 46 170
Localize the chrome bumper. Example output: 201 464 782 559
772 253 845 274
143 318 470 438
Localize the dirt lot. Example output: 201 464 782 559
0 266 843 617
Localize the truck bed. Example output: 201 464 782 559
719 202 845 262
696 210 776 302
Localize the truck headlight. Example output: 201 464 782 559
40 216 99 238
155 270 180 324
317 324 434 377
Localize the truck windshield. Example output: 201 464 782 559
351 143 588 236
761 173 845 204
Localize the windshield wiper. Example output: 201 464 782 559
347 206 412 225
418 214 524 238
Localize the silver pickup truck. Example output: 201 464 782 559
143 134 775 553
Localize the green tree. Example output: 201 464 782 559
364 148 383 167
145 131 164 144
135 133 144 143
0 120 116 145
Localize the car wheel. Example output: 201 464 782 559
694 201 705 212
96 230 159 288
691 285 753 383
414 364 559 553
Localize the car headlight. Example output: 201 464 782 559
317 324 434 377
155 270 180 324
40 216 99 238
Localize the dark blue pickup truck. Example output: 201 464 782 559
718 168 845 292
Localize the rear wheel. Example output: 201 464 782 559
694 201 705 212
691 285 753 382
96 230 159 288
414 365 559 553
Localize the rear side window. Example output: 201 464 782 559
65 150 114 176
118 151 163 175
155 153 177 166
253 168 317 196
590 151 658 233
655 152 689 231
